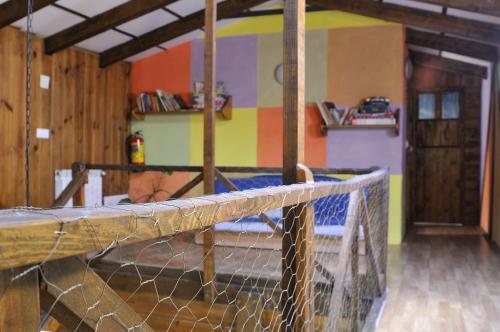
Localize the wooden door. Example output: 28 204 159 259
411 90 463 224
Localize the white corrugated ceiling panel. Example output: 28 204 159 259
55 0 130 17
75 30 132 53
117 9 178 36
12 6 84 37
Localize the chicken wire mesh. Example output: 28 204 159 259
0 168 389 332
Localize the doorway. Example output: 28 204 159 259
407 52 483 227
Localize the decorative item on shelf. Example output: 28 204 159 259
192 81 228 111
319 96 400 136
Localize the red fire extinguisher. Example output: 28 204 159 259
127 131 145 165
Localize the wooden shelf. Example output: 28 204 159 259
132 96 232 121
321 123 400 136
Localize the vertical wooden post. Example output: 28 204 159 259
71 162 86 207
295 164 315 332
203 0 217 303
0 267 40 331
282 0 306 331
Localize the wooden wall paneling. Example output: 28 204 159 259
0 27 130 208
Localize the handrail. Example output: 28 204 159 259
81 162 380 175
0 168 388 270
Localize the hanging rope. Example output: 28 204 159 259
25 0 34 206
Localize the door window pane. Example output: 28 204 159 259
442 92 460 119
418 93 436 120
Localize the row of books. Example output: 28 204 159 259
316 98 397 126
351 112 397 125
136 90 188 113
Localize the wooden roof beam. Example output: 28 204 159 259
407 28 499 63
0 0 57 29
310 0 500 45
410 51 488 79
99 0 268 67
44 0 179 55
415 0 500 18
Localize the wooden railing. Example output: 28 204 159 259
0 166 389 332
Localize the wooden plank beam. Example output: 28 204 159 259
310 0 500 45
282 0 306 330
414 0 500 18
44 0 179 55
0 169 388 270
0 267 40 331
40 256 154 331
407 28 498 63
410 50 488 79
99 0 268 67
0 0 56 29
203 0 217 304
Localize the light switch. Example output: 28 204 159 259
40 75 50 89
36 128 50 139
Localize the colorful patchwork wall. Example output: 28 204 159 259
131 11 406 244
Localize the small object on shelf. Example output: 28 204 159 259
316 100 348 126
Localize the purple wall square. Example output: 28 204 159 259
327 104 405 174
191 35 258 108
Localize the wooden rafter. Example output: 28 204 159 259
407 28 499 63
0 0 56 29
310 0 500 45
44 0 179 55
410 51 488 79
99 0 268 67
415 0 500 17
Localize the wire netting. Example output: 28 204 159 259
0 169 389 332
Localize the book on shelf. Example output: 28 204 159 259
136 91 190 113
316 100 348 126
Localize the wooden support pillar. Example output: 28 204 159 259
72 162 86 207
295 165 315 332
203 0 217 303
0 267 40 331
281 0 306 331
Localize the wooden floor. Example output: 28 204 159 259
377 227 500 332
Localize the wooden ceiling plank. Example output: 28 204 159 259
410 50 488 79
99 0 268 67
310 0 500 45
44 0 179 55
407 28 499 62
0 0 57 29
415 0 500 18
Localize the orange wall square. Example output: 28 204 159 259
257 107 326 168
131 42 192 101
328 25 404 105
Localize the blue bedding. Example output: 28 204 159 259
215 175 350 226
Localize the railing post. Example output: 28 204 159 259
295 164 315 332
281 0 305 330
72 162 86 207
0 267 40 331
203 0 217 303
